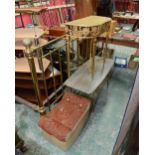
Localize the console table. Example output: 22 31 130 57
64 16 112 78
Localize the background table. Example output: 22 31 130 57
15 38 48 50
15 27 45 39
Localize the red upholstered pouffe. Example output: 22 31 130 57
38 92 91 151
39 117 71 142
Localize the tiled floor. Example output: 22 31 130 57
15 45 137 155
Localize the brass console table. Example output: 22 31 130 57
64 16 112 78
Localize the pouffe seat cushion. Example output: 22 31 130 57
38 91 91 150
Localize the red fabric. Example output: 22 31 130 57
50 0 55 6
49 92 91 129
128 2 139 12
15 14 32 27
50 0 68 23
115 1 139 12
122 33 138 40
39 116 71 141
38 92 91 142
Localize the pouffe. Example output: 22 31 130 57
38 91 91 151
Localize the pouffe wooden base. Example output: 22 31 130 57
38 92 91 151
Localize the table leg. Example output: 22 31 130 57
92 38 97 79
103 31 110 65
77 39 80 66
66 36 71 77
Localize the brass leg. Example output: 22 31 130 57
89 39 94 79
86 39 90 60
58 49 63 84
27 54 46 115
85 39 88 60
101 40 104 57
39 49 51 111
23 39 46 116
103 32 109 64
77 39 80 66
49 52 57 94
92 38 97 78
66 36 71 77
35 38 50 111
89 39 92 75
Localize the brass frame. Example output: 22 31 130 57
23 37 69 116
23 40 46 115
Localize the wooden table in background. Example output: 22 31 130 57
15 8 47 14
15 38 48 50
15 27 45 39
